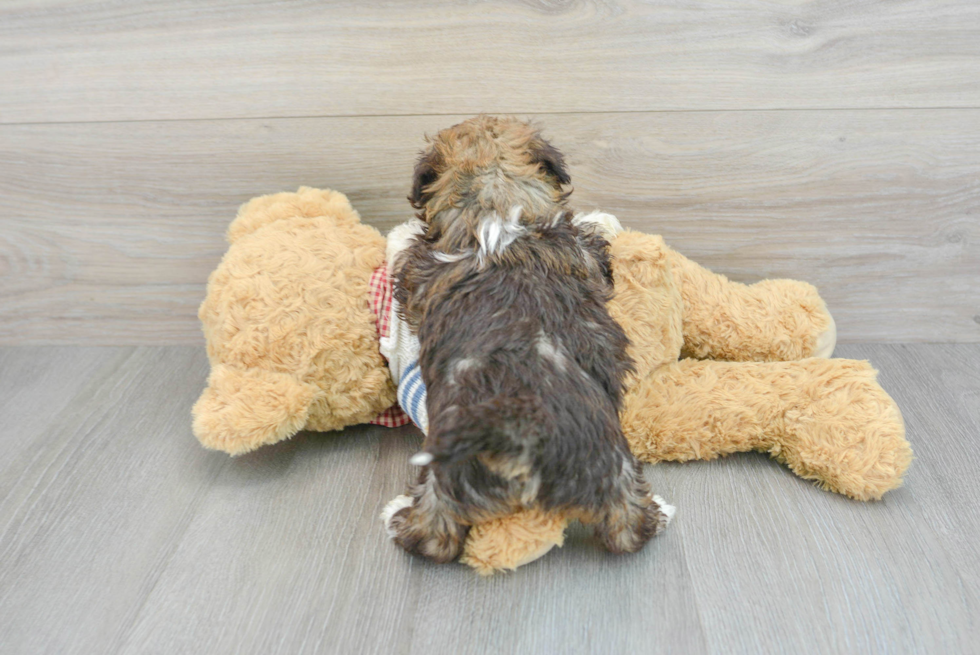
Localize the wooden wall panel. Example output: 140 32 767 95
2 110 977 344
1 0 979 124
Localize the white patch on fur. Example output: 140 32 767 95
410 452 434 466
433 250 471 263
573 211 623 240
380 494 414 537
520 474 541 506
477 206 525 261
652 494 676 525
386 219 426 268
462 478 483 502
454 358 480 373
447 357 481 385
535 331 567 372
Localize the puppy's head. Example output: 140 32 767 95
409 116 571 229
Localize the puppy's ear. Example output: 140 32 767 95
531 138 571 186
409 149 440 211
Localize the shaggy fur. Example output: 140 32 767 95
385 116 671 563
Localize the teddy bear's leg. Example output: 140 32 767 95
459 509 569 575
192 364 323 456
381 468 470 563
663 247 835 362
621 358 911 500
459 479 676 575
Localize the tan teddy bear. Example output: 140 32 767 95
192 187 912 574
193 188 396 451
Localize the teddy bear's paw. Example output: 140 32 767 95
652 494 676 529
572 211 624 240
380 494 414 538
812 304 838 358
191 365 320 456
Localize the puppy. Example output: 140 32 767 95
384 116 673 563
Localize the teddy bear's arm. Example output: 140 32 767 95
573 213 833 365
663 247 836 362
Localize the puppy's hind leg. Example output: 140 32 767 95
381 468 469 563
591 459 675 554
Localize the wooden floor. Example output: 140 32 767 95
0 344 977 654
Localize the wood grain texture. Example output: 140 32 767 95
0 347 116 488
2 0 980 124
1 110 977 344
0 344 977 654
0 347 225 655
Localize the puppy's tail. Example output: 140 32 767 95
415 396 545 466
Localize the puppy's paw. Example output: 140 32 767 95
380 494 414 538
651 494 676 530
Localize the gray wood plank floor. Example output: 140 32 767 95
1 344 977 655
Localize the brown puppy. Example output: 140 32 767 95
384 116 673 563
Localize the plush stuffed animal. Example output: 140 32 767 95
193 187 912 574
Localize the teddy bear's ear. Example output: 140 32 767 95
409 149 440 212
530 137 571 187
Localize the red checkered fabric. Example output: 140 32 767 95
371 403 411 428
368 265 411 428
368 264 393 339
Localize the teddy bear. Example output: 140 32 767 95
193 186 912 574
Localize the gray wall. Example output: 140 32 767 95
2 1 978 344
